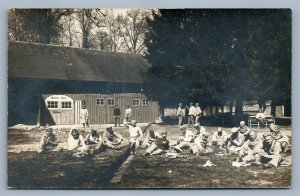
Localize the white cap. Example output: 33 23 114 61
231 127 238 133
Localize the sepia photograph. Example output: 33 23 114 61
7 8 291 189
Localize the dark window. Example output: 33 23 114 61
142 99 149 106
96 98 105 105
133 99 140 106
107 98 115 106
62 101 72 109
47 101 58 109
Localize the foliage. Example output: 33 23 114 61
143 9 291 114
8 9 71 44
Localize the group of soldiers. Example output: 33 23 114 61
177 102 203 127
170 121 289 169
37 120 146 157
37 117 290 168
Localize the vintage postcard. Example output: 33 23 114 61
7 9 291 188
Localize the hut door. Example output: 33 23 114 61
74 100 82 124
45 95 75 125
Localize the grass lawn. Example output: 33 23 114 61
7 124 292 189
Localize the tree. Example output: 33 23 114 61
143 9 291 117
8 9 72 44
103 11 125 52
120 9 150 54
75 9 106 48
59 14 80 47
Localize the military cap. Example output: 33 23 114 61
180 126 186 130
231 127 238 133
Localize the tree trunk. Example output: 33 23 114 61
235 99 243 117
284 102 291 117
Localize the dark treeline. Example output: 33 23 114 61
143 9 291 117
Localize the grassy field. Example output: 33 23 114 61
7 124 292 189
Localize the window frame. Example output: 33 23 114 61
132 99 141 106
107 98 115 106
61 101 72 110
47 101 59 110
142 99 149 107
96 98 105 106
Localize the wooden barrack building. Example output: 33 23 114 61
8 41 161 126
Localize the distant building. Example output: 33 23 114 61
8 41 161 126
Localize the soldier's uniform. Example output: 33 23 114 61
240 136 263 163
144 130 169 156
260 135 283 168
172 126 194 152
102 127 124 149
141 130 161 148
269 124 289 152
236 122 252 147
190 132 213 155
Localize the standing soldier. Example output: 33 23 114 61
125 120 143 155
188 102 196 127
114 105 121 127
124 105 132 123
195 103 202 124
176 103 185 126
80 104 89 128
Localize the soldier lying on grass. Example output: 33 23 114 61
143 130 169 156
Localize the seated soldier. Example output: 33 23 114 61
125 120 143 155
269 123 289 153
211 127 228 154
190 131 213 155
144 130 169 156
172 126 194 153
234 121 252 148
37 128 62 153
226 127 240 150
194 124 206 137
68 128 89 157
141 129 161 148
258 133 283 169
239 131 263 164
102 126 124 149
85 129 103 153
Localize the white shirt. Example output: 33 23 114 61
68 131 86 150
177 107 185 116
180 130 194 142
212 131 227 144
195 106 202 116
125 108 132 117
85 133 101 143
188 106 196 116
128 125 143 139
